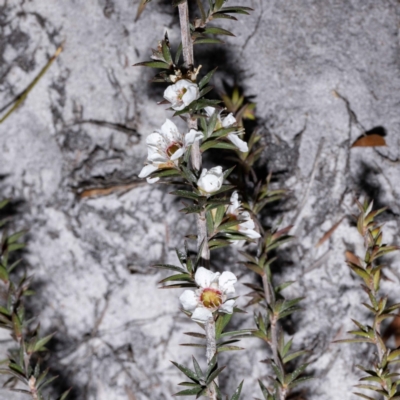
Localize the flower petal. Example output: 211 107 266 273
171 101 185 111
227 133 248 152
219 299 235 314
204 106 216 117
219 271 237 293
146 132 165 148
184 129 203 147
182 85 200 107
161 119 180 142
191 307 213 323
170 148 184 161
138 164 158 178
164 85 178 104
239 226 261 239
222 113 237 128
147 176 160 184
227 191 240 215
195 267 218 288
179 290 198 311
197 166 224 196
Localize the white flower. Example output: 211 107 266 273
138 119 202 183
204 107 248 153
197 166 224 196
227 191 261 240
179 267 237 323
164 79 200 111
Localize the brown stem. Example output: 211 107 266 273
205 317 218 400
262 274 286 400
178 2 194 68
178 2 209 266
178 2 213 399
29 376 39 400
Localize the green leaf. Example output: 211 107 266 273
230 380 244 400
7 230 26 244
158 273 192 284
283 350 308 364
215 313 233 339
7 243 25 252
217 345 244 352
37 374 59 391
206 108 219 137
171 361 200 383
217 219 241 232
152 168 182 178
181 165 197 183
275 281 295 293
208 239 231 250
214 0 225 11
162 40 173 65
353 393 375 400
286 363 309 385
34 333 55 352
206 366 226 385
0 265 9 283
333 338 374 344
59 388 72 400
174 386 203 396
203 27 235 37
219 329 254 338
170 190 199 200
134 61 170 69
180 205 203 214
288 376 313 389
201 140 238 152
194 38 225 45
199 68 217 90
199 85 214 98
210 127 237 139
175 42 183 65
184 332 206 339
218 6 253 14
213 205 226 228
194 99 221 111
209 184 236 197
160 283 197 289
192 357 204 380
211 13 238 21
0 199 9 210
258 380 271 399
152 264 186 273
205 354 218 379
181 343 207 348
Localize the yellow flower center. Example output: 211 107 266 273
166 143 181 157
201 288 222 308
177 88 187 100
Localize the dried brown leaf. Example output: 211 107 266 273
345 251 362 267
351 134 386 148
78 182 145 199
315 217 344 247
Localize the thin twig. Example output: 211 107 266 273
0 44 63 124
262 274 286 400
177 1 209 265
178 2 214 398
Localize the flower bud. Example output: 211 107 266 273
197 166 224 196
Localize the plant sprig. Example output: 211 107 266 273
0 200 70 400
336 199 400 400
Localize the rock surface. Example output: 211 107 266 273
0 0 399 399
